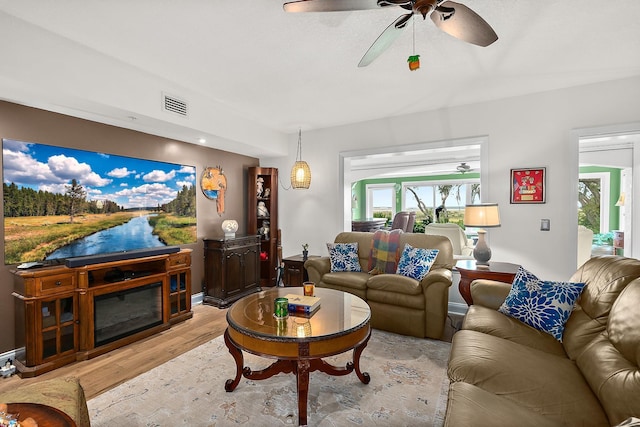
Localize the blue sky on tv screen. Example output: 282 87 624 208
3 139 196 210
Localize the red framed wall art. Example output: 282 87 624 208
510 167 546 204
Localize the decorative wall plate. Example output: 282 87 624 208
201 166 227 215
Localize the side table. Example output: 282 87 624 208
282 254 320 287
455 260 520 306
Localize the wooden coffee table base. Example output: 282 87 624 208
223 326 371 426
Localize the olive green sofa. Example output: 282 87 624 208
304 231 455 340
445 256 640 426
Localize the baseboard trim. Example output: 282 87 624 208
191 291 204 306
448 301 468 316
1 348 18 368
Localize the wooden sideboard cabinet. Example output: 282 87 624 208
11 249 193 377
203 236 261 308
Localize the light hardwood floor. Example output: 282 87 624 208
0 304 461 400
0 304 228 399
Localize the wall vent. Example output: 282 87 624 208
162 93 188 117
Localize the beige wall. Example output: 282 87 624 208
0 100 259 352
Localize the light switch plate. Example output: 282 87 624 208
541 219 550 231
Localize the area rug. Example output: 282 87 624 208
88 329 451 426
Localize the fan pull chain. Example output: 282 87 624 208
413 15 416 54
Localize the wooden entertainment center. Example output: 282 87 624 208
11 248 192 377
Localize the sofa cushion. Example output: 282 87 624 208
368 229 403 274
322 271 369 290
444 382 564 427
576 279 640 425
498 267 585 341
461 305 566 357
327 242 362 272
396 244 439 281
448 330 609 426
367 273 422 296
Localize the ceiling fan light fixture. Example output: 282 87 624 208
284 0 498 67
290 129 311 189
456 162 471 173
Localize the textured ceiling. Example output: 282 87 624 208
0 0 639 139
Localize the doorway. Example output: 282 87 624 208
578 130 639 263
339 136 489 232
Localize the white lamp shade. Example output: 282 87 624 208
463 204 501 228
221 219 239 238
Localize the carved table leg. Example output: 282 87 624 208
347 329 371 384
223 329 244 392
295 341 311 426
296 358 311 426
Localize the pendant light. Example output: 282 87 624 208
290 129 311 189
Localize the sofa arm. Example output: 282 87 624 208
0 377 90 427
304 257 331 284
420 267 453 289
470 279 512 310
419 267 454 339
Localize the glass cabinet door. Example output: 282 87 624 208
169 270 190 318
40 295 76 362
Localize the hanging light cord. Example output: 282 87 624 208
296 129 303 161
278 128 302 191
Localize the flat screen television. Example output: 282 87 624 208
2 139 197 265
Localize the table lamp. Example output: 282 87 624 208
463 203 501 267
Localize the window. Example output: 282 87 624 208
579 172 610 234
402 180 480 225
366 184 396 219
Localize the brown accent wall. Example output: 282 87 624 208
0 100 259 352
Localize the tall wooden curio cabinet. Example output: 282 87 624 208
248 167 279 287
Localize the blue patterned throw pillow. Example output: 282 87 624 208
327 242 362 272
498 267 586 341
396 244 439 281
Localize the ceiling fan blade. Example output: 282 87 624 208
430 1 498 47
358 13 412 67
284 0 380 12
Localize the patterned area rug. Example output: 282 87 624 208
88 329 451 426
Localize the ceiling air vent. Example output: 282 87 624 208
162 93 188 117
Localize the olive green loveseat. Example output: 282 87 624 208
304 231 455 340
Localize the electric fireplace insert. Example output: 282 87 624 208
93 281 163 347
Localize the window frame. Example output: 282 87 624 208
579 172 611 234
365 183 396 218
401 178 480 213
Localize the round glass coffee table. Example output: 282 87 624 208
224 287 371 426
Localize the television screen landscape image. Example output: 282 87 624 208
2 139 197 265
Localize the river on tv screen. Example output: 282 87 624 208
2 139 197 265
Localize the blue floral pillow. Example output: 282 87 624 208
396 244 439 281
327 242 362 272
498 267 586 341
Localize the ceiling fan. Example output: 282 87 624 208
283 0 498 67
456 162 472 173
